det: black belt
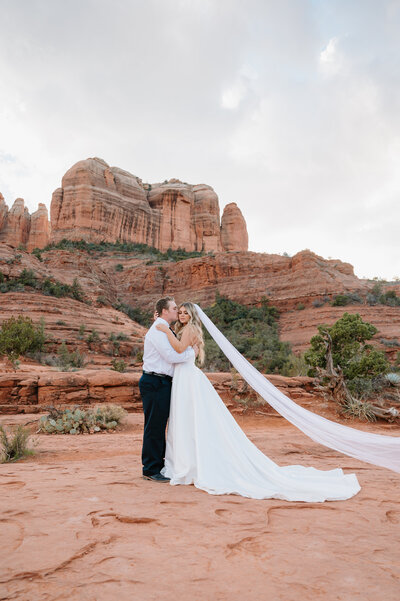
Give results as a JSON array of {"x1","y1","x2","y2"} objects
[{"x1": 143, "y1": 370, "x2": 172, "y2": 382}]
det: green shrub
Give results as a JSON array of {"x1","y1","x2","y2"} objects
[
  {"x1": 56, "y1": 342, "x2": 86, "y2": 370},
  {"x1": 0, "y1": 315, "x2": 46, "y2": 367},
  {"x1": 0, "y1": 269, "x2": 86, "y2": 303},
  {"x1": 280, "y1": 353, "x2": 309, "y2": 377},
  {"x1": 203, "y1": 294, "x2": 292, "y2": 373},
  {"x1": 0, "y1": 425, "x2": 36, "y2": 462},
  {"x1": 115, "y1": 263, "x2": 124, "y2": 272},
  {"x1": 111, "y1": 358, "x2": 127, "y2": 372},
  {"x1": 113, "y1": 302, "x2": 152, "y2": 327},
  {"x1": 71, "y1": 278, "x2": 85, "y2": 301},
  {"x1": 305, "y1": 313, "x2": 389, "y2": 382},
  {"x1": 366, "y1": 283, "x2": 400, "y2": 306},
  {"x1": 380, "y1": 338, "x2": 400, "y2": 347},
  {"x1": 87, "y1": 329, "x2": 100, "y2": 347},
  {"x1": 296, "y1": 303, "x2": 305, "y2": 310},
  {"x1": 31, "y1": 248, "x2": 43, "y2": 261},
  {"x1": 331, "y1": 294, "x2": 350, "y2": 306}
]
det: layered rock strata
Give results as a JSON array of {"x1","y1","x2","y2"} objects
[
  {"x1": 0, "y1": 195, "x2": 50, "y2": 250},
  {"x1": 50, "y1": 157, "x2": 248, "y2": 252}
]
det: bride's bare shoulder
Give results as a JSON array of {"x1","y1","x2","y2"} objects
[{"x1": 180, "y1": 324, "x2": 199, "y2": 344}]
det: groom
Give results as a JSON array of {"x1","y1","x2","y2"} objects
[{"x1": 139, "y1": 296, "x2": 197, "y2": 482}]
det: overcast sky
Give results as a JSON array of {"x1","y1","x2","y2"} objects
[{"x1": 0, "y1": 0, "x2": 399, "y2": 280}]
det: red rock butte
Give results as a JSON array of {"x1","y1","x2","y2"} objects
[
  {"x1": 0, "y1": 193, "x2": 50, "y2": 252},
  {"x1": 0, "y1": 157, "x2": 248, "y2": 252}
]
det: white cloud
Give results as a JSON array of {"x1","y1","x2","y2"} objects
[
  {"x1": 0, "y1": 0, "x2": 399, "y2": 280},
  {"x1": 319, "y1": 37, "x2": 342, "y2": 75}
]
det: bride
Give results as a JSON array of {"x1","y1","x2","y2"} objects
[{"x1": 155, "y1": 302, "x2": 361, "y2": 502}]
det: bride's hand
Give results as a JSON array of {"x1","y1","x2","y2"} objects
[{"x1": 156, "y1": 323, "x2": 169, "y2": 334}]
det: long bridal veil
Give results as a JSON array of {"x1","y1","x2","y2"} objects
[{"x1": 194, "y1": 304, "x2": 400, "y2": 475}]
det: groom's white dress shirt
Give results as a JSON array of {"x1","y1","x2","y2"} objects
[{"x1": 142, "y1": 317, "x2": 195, "y2": 377}]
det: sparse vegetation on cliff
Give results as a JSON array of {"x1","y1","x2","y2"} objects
[
  {"x1": 203, "y1": 294, "x2": 293, "y2": 373},
  {"x1": 0, "y1": 268, "x2": 86, "y2": 303},
  {"x1": 366, "y1": 283, "x2": 400, "y2": 306},
  {"x1": 113, "y1": 302, "x2": 152, "y2": 327},
  {"x1": 40, "y1": 239, "x2": 210, "y2": 262}
]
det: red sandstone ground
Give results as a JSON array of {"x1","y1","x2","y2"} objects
[{"x1": 0, "y1": 412, "x2": 399, "y2": 601}]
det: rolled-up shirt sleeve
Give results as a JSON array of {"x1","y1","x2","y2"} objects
[{"x1": 153, "y1": 330, "x2": 195, "y2": 364}]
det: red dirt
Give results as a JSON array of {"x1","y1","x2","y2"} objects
[{"x1": 0, "y1": 412, "x2": 399, "y2": 601}]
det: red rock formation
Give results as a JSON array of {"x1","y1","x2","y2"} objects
[
  {"x1": 50, "y1": 158, "x2": 247, "y2": 252},
  {"x1": 0, "y1": 197, "x2": 50, "y2": 250},
  {"x1": 118, "y1": 249, "x2": 370, "y2": 311},
  {"x1": 221, "y1": 202, "x2": 248, "y2": 251},
  {"x1": 192, "y1": 184, "x2": 222, "y2": 252},
  {"x1": 0, "y1": 193, "x2": 7, "y2": 231},
  {"x1": 0, "y1": 198, "x2": 30, "y2": 247},
  {"x1": 27, "y1": 203, "x2": 51, "y2": 251},
  {"x1": 51, "y1": 158, "x2": 159, "y2": 246}
]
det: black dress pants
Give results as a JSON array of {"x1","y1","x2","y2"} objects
[{"x1": 139, "y1": 373, "x2": 172, "y2": 476}]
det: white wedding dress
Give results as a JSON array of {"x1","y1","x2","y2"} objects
[{"x1": 163, "y1": 357, "x2": 361, "y2": 502}]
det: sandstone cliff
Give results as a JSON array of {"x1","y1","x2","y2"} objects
[
  {"x1": 0, "y1": 196, "x2": 50, "y2": 251},
  {"x1": 50, "y1": 157, "x2": 248, "y2": 252}
]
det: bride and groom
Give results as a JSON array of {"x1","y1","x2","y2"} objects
[{"x1": 138, "y1": 296, "x2": 362, "y2": 502}]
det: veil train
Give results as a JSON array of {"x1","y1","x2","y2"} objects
[{"x1": 194, "y1": 304, "x2": 400, "y2": 475}]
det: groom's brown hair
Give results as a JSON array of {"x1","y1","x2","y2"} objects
[{"x1": 155, "y1": 296, "x2": 175, "y2": 316}]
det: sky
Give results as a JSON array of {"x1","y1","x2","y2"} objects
[{"x1": 0, "y1": 0, "x2": 399, "y2": 280}]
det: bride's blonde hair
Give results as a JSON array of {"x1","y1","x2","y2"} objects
[{"x1": 175, "y1": 302, "x2": 205, "y2": 365}]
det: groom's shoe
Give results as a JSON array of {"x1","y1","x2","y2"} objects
[{"x1": 142, "y1": 473, "x2": 170, "y2": 483}]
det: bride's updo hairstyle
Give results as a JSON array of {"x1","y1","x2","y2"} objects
[{"x1": 175, "y1": 302, "x2": 205, "y2": 365}]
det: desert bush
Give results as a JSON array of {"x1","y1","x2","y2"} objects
[
  {"x1": 115, "y1": 263, "x2": 124, "y2": 272},
  {"x1": 56, "y1": 342, "x2": 86, "y2": 370},
  {"x1": 0, "y1": 315, "x2": 46, "y2": 368},
  {"x1": 331, "y1": 294, "x2": 350, "y2": 306},
  {"x1": 312, "y1": 299, "x2": 324, "y2": 308},
  {"x1": 366, "y1": 283, "x2": 400, "y2": 306},
  {"x1": 341, "y1": 397, "x2": 377, "y2": 421},
  {"x1": 305, "y1": 313, "x2": 389, "y2": 382},
  {"x1": 203, "y1": 294, "x2": 293, "y2": 374},
  {"x1": 109, "y1": 332, "x2": 129, "y2": 342},
  {"x1": 86, "y1": 329, "x2": 100, "y2": 347},
  {"x1": 0, "y1": 424, "x2": 36, "y2": 462},
  {"x1": 113, "y1": 302, "x2": 152, "y2": 327},
  {"x1": 296, "y1": 303, "x2": 305, "y2": 310},
  {"x1": 96, "y1": 295, "x2": 108, "y2": 306},
  {"x1": 111, "y1": 358, "x2": 126, "y2": 372},
  {"x1": 31, "y1": 247, "x2": 43, "y2": 261},
  {"x1": 380, "y1": 338, "x2": 400, "y2": 347},
  {"x1": 38, "y1": 404, "x2": 127, "y2": 434},
  {"x1": 281, "y1": 353, "x2": 309, "y2": 377}
]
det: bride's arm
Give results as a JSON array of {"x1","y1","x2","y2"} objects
[{"x1": 155, "y1": 323, "x2": 193, "y2": 353}]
